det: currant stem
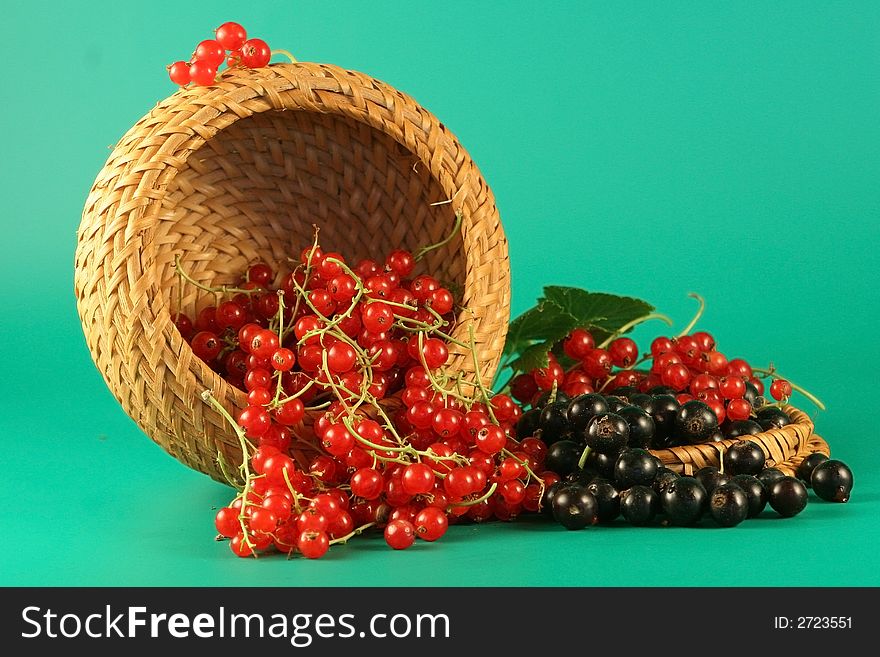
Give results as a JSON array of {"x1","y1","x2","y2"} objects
[
  {"x1": 597, "y1": 313, "x2": 674, "y2": 350},
  {"x1": 751, "y1": 367, "x2": 826, "y2": 411},
  {"x1": 677, "y1": 293, "x2": 705, "y2": 338},
  {"x1": 577, "y1": 446, "x2": 592, "y2": 471},
  {"x1": 452, "y1": 482, "x2": 498, "y2": 507},
  {"x1": 174, "y1": 255, "x2": 260, "y2": 297},
  {"x1": 271, "y1": 49, "x2": 298, "y2": 63},
  {"x1": 468, "y1": 323, "x2": 500, "y2": 425},
  {"x1": 415, "y1": 210, "x2": 462, "y2": 262},
  {"x1": 329, "y1": 522, "x2": 376, "y2": 546}
]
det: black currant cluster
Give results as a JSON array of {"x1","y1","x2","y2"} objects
[{"x1": 516, "y1": 391, "x2": 854, "y2": 530}]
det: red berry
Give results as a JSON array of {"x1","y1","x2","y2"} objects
[
  {"x1": 214, "y1": 507, "x2": 240, "y2": 538},
  {"x1": 414, "y1": 507, "x2": 448, "y2": 542},
  {"x1": 189, "y1": 60, "x2": 217, "y2": 86},
  {"x1": 401, "y1": 463, "x2": 436, "y2": 496},
  {"x1": 327, "y1": 342, "x2": 358, "y2": 373},
  {"x1": 237, "y1": 405, "x2": 272, "y2": 438},
  {"x1": 384, "y1": 519, "x2": 416, "y2": 550},
  {"x1": 726, "y1": 398, "x2": 752, "y2": 421},
  {"x1": 428, "y1": 288, "x2": 454, "y2": 315},
  {"x1": 168, "y1": 61, "x2": 191, "y2": 86},
  {"x1": 194, "y1": 39, "x2": 226, "y2": 67},
  {"x1": 650, "y1": 336, "x2": 675, "y2": 357},
  {"x1": 385, "y1": 249, "x2": 415, "y2": 277},
  {"x1": 582, "y1": 349, "x2": 613, "y2": 380},
  {"x1": 608, "y1": 337, "x2": 639, "y2": 368},
  {"x1": 190, "y1": 331, "x2": 222, "y2": 361},
  {"x1": 351, "y1": 468, "x2": 384, "y2": 500},
  {"x1": 770, "y1": 379, "x2": 793, "y2": 401},
  {"x1": 719, "y1": 376, "x2": 747, "y2": 400},
  {"x1": 215, "y1": 21, "x2": 248, "y2": 51},
  {"x1": 241, "y1": 38, "x2": 272, "y2": 68},
  {"x1": 474, "y1": 425, "x2": 506, "y2": 455},
  {"x1": 230, "y1": 534, "x2": 254, "y2": 557},
  {"x1": 297, "y1": 531, "x2": 330, "y2": 559},
  {"x1": 563, "y1": 328, "x2": 595, "y2": 360}
]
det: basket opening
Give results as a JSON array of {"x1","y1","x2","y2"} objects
[{"x1": 152, "y1": 109, "x2": 465, "y2": 327}]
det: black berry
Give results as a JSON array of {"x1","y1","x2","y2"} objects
[
  {"x1": 723, "y1": 419, "x2": 763, "y2": 440},
  {"x1": 544, "y1": 440, "x2": 583, "y2": 478},
  {"x1": 586, "y1": 478, "x2": 621, "y2": 523},
  {"x1": 731, "y1": 474, "x2": 768, "y2": 517},
  {"x1": 709, "y1": 483, "x2": 749, "y2": 527},
  {"x1": 614, "y1": 448, "x2": 659, "y2": 489},
  {"x1": 723, "y1": 440, "x2": 766, "y2": 476},
  {"x1": 768, "y1": 476, "x2": 808, "y2": 517},
  {"x1": 694, "y1": 466, "x2": 731, "y2": 494},
  {"x1": 661, "y1": 476, "x2": 707, "y2": 526},
  {"x1": 551, "y1": 484, "x2": 599, "y2": 530},
  {"x1": 795, "y1": 452, "x2": 830, "y2": 487},
  {"x1": 566, "y1": 393, "x2": 608, "y2": 433},
  {"x1": 620, "y1": 485, "x2": 658, "y2": 526},
  {"x1": 616, "y1": 405, "x2": 656, "y2": 449},
  {"x1": 584, "y1": 413, "x2": 630, "y2": 454},
  {"x1": 810, "y1": 460, "x2": 854, "y2": 503}
]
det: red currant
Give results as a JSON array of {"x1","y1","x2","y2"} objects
[
  {"x1": 215, "y1": 21, "x2": 248, "y2": 51},
  {"x1": 167, "y1": 61, "x2": 191, "y2": 86}
]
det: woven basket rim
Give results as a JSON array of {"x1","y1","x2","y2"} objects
[{"x1": 650, "y1": 403, "x2": 818, "y2": 474}]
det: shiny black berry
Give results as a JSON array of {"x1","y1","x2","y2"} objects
[
  {"x1": 585, "y1": 414, "x2": 630, "y2": 454},
  {"x1": 628, "y1": 393, "x2": 653, "y2": 408},
  {"x1": 661, "y1": 476, "x2": 707, "y2": 526},
  {"x1": 674, "y1": 400, "x2": 719, "y2": 444},
  {"x1": 709, "y1": 483, "x2": 749, "y2": 527},
  {"x1": 612, "y1": 386, "x2": 639, "y2": 401},
  {"x1": 616, "y1": 405, "x2": 656, "y2": 449},
  {"x1": 515, "y1": 408, "x2": 541, "y2": 440},
  {"x1": 533, "y1": 389, "x2": 570, "y2": 410},
  {"x1": 757, "y1": 467, "x2": 787, "y2": 489},
  {"x1": 620, "y1": 485, "x2": 658, "y2": 526},
  {"x1": 768, "y1": 476, "x2": 808, "y2": 517},
  {"x1": 584, "y1": 450, "x2": 619, "y2": 479},
  {"x1": 540, "y1": 481, "x2": 566, "y2": 516},
  {"x1": 731, "y1": 474, "x2": 767, "y2": 517},
  {"x1": 551, "y1": 484, "x2": 599, "y2": 530},
  {"x1": 810, "y1": 460, "x2": 854, "y2": 503},
  {"x1": 648, "y1": 385, "x2": 678, "y2": 396},
  {"x1": 694, "y1": 466, "x2": 731, "y2": 494},
  {"x1": 614, "y1": 448, "x2": 659, "y2": 489},
  {"x1": 723, "y1": 440, "x2": 766, "y2": 476},
  {"x1": 586, "y1": 479, "x2": 621, "y2": 522},
  {"x1": 653, "y1": 467, "x2": 680, "y2": 497},
  {"x1": 796, "y1": 453, "x2": 830, "y2": 487},
  {"x1": 538, "y1": 401, "x2": 572, "y2": 445},
  {"x1": 604, "y1": 396, "x2": 629, "y2": 413},
  {"x1": 566, "y1": 393, "x2": 609, "y2": 433},
  {"x1": 566, "y1": 467, "x2": 600, "y2": 487},
  {"x1": 743, "y1": 380, "x2": 760, "y2": 407},
  {"x1": 723, "y1": 419, "x2": 763, "y2": 440},
  {"x1": 641, "y1": 394, "x2": 681, "y2": 447},
  {"x1": 544, "y1": 440, "x2": 583, "y2": 477},
  {"x1": 756, "y1": 406, "x2": 792, "y2": 431}
]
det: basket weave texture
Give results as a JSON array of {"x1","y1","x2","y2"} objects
[
  {"x1": 74, "y1": 63, "x2": 510, "y2": 482},
  {"x1": 652, "y1": 404, "x2": 829, "y2": 476}
]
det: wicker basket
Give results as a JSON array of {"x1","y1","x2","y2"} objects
[
  {"x1": 651, "y1": 404, "x2": 830, "y2": 476},
  {"x1": 74, "y1": 62, "x2": 510, "y2": 483}
]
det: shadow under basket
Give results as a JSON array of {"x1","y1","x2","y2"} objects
[
  {"x1": 74, "y1": 63, "x2": 510, "y2": 483},
  {"x1": 651, "y1": 404, "x2": 830, "y2": 476}
]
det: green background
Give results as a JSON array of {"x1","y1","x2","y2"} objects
[{"x1": 3, "y1": 0, "x2": 878, "y2": 586}]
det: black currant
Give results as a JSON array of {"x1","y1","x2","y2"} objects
[
  {"x1": 584, "y1": 450, "x2": 619, "y2": 479},
  {"x1": 538, "y1": 400, "x2": 571, "y2": 445},
  {"x1": 743, "y1": 380, "x2": 760, "y2": 407},
  {"x1": 810, "y1": 460, "x2": 854, "y2": 503},
  {"x1": 709, "y1": 483, "x2": 749, "y2": 527},
  {"x1": 648, "y1": 385, "x2": 678, "y2": 396},
  {"x1": 731, "y1": 474, "x2": 767, "y2": 517},
  {"x1": 756, "y1": 406, "x2": 792, "y2": 431},
  {"x1": 612, "y1": 386, "x2": 639, "y2": 401},
  {"x1": 722, "y1": 440, "x2": 766, "y2": 476},
  {"x1": 566, "y1": 393, "x2": 609, "y2": 433},
  {"x1": 706, "y1": 429, "x2": 725, "y2": 443},
  {"x1": 795, "y1": 452, "x2": 830, "y2": 487},
  {"x1": 566, "y1": 467, "x2": 600, "y2": 487},
  {"x1": 584, "y1": 414, "x2": 630, "y2": 454},
  {"x1": 532, "y1": 389, "x2": 571, "y2": 410},
  {"x1": 616, "y1": 405, "x2": 656, "y2": 449},
  {"x1": 757, "y1": 467, "x2": 787, "y2": 489},
  {"x1": 642, "y1": 394, "x2": 681, "y2": 448},
  {"x1": 540, "y1": 481, "x2": 566, "y2": 516},
  {"x1": 674, "y1": 400, "x2": 719, "y2": 444},
  {"x1": 628, "y1": 392, "x2": 653, "y2": 408},
  {"x1": 620, "y1": 485, "x2": 658, "y2": 526},
  {"x1": 515, "y1": 408, "x2": 541, "y2": 441},
  {"x1": 660, "y1": 476, "x2": 707, "y2": 526},
  {"x1": 544, "y1": 439, "x2": 583, "y2": 477},
  {"x1": 604, "y1": 395, "x2": 629, "y2": 413},
  {"x1": 551, "y1": 484, "x2": 599, "y2": 530},
  {"x1": 614, "y1": 448, "x2": 659, "y2": 489},
  {"x1": 723, "y1": 419, "x2": 763, "y2": 440},
  {"x1": 586, "y1": 478, "x2": 621, "y2": 523},
  {"x1": 694, "y1": 466, "x2": 731, "y2": 494},
  {"x1": 653, "y1": 467, "x2": 680, "y2": 497},
  {"x1": 768, "y1": 476, "x2": 808, "y2": 517}
]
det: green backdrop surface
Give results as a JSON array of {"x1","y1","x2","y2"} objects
[{"x1": 2, "y1": 0, "x2": 878, "y2": 586}]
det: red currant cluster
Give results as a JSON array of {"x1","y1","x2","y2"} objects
[
  {"x1": 167, "y1": 21, "x2": 272, "y2": 87},
  {"x1": 176, "y1": 235, "x2": 553, "y2": 559},
  {"x1": 510, "y1": 324, "x2": 804, "y2": 432}
]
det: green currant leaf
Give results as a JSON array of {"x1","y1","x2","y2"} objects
[
  {"x1": 506, "y1": 341, "x2": 555, "y2": 373},
  {"x1": 502, "y1": 299, "x2": 580, "y2": 358},
  {"x1": 542, "y1": 286, "x2": 654, "y2": 334}
]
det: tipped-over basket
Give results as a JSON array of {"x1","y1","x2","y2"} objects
[{"x1": 74, "y1": 62, "x2": 510, "y2": 483}]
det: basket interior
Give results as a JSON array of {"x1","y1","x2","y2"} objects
[{"x1": 152, "y1": 109, "x2": 464, "y2": 323}]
